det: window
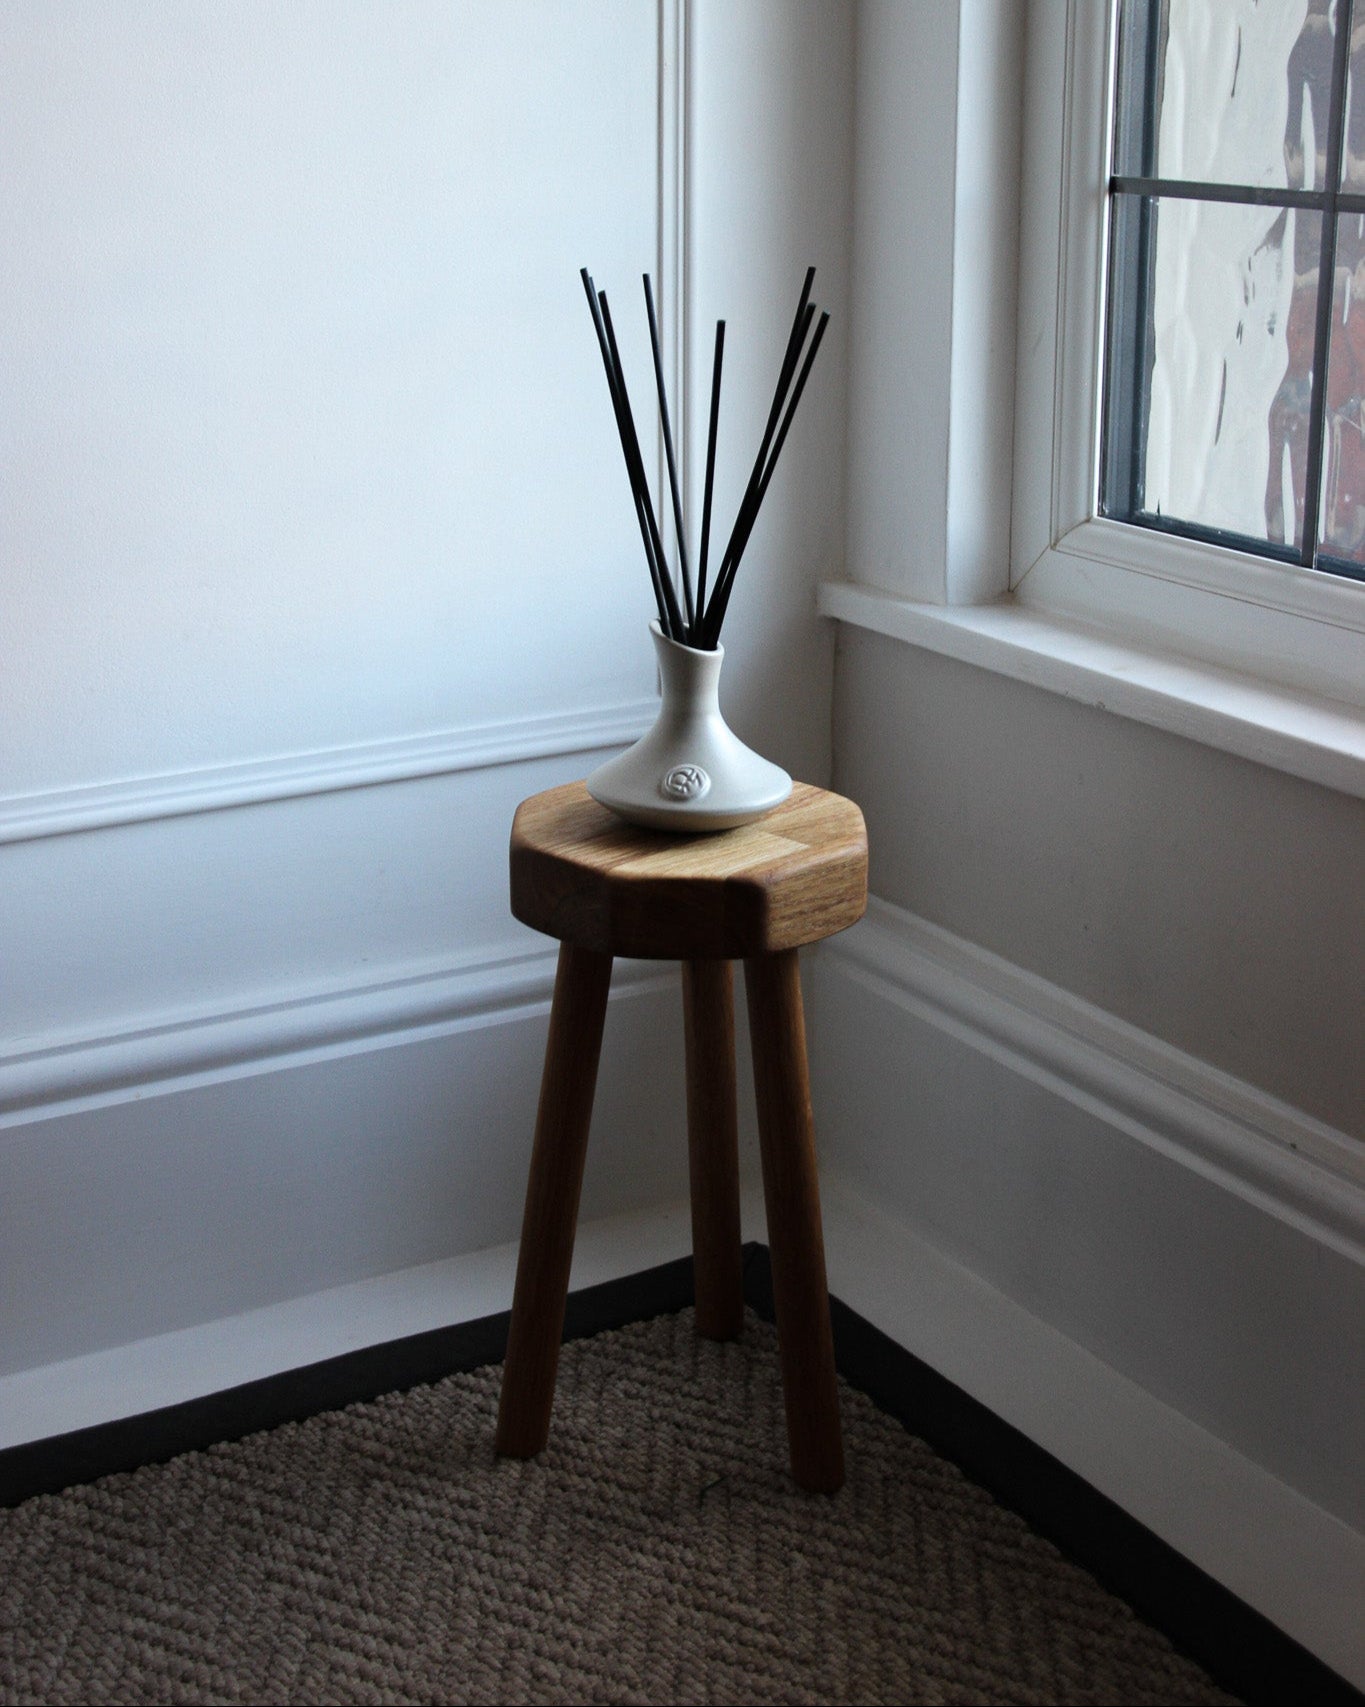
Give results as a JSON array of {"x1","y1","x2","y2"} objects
[
  {"x1": 823, "y1": 0, "x2": 1364, "y2": 790},
  {"x1": 1007, "y1": 0, "x2": 1365, "y2": 718},
  {"x1": 1102, "y1": 0, "x2": 1365, "y2": 583}
]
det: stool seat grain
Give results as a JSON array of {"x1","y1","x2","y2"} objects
[
  {"x1": 496, "y1": 779, "x2": 867, "y2": 1495},
  {"x1": 510, "y1": 779, "x2": 867, "y2": 959}
]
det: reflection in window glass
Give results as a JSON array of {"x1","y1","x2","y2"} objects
[
  {"x1": 1320, "y1": 214, "x2": 1365, "y2": 562},
  {"x1": 1142, "y1": 198, "x2": 1313, "y2": 550},
  {"x1": 1103, "y1": 0, "x2": 1365, "y2": 583},
  {"x1": 1113, "y1": 0, "x2": 1331, "y2": 191}
]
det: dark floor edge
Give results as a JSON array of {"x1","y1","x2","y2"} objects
[
  {"x1": 741, "y1": 1246, "x2": 1360, "y2": 1707},
  {"x1": 0, "y1": 1250, "x2": 701, "y2": 1512},
  {"x1": 2, "y1": 1245, "x2": 1358, "y2": 1707}
]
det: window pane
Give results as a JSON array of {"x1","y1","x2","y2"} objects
[
  {"x1": 1318, "y1": 214, "x2": 1365, "y2": 561},
  {"x1": 1115, "y1": 0, "x2": 1335, "y2": 192},
  {"x1": 1344, "y1": 4, "x2": 1365, "y2": 188},
  {"x1": 1104, "y1": 194, "x2": 1320, "y2": 551}
]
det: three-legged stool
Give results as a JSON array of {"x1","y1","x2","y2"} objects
[{"x1": 494, "y1": 779, "x2": 867, "y2": 1493}]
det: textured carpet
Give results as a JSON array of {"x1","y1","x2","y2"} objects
[{"x1": 0, "y1": 1308, "x2": 1237, "y2": 1706}]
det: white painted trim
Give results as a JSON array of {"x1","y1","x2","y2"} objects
[
  {"x1": 821, "y1": 895, "x2": 1365, "y2": 1259},
  {"x1": 0, "y1": 698, "x2": 657, "y2": 847},
  {"x1": 817, "y1": 1172, "x2": 1365, "y2": 1689},
  {"x1": 844, "y1": 0, "x2": 958, "y2": 603},
  {"x1": 1047, "y1": 515, "x2": 1365, "y2": 636},
  {"x1": 845, "y1": 1, "x2": 1020, "y2": 607},
  {"x1": 1052, "y1": 0, "x2": 1112, "y2": 553},
  {"x1": 0, "y1": 1181, "x2": 767, "y2": 1450},
  {"x1": 818, "y1": 580, "x2": 1365, "y2": 799},
  {"x1": 944, "y1": 0, "x2": 1023, "y2": 606},
  {"x1": 656, "y1": 0, "x2": 690, "y2": 540},
  {"x1": 1011, "y1": 0, "x2": 1109, "y2": 583},
  {"x1": 0, "y1": 945, "x2": 673, "y2": 1130},
  {"x1": 1018, "y1": 528, "x2": 1365, "y2": 711}
]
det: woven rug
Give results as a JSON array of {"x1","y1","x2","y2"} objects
[{"x1": 0, "y1": 1308, "x2": 1236, "y2": 1706}]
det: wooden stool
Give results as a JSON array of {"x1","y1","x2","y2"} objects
[{"x1": 494, "y1": 779, "x2": 868, "y2": 1493}]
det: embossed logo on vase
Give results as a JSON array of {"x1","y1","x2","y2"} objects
[{"x1": 660, "y1": 763, "x2": 710, "y2": 802}]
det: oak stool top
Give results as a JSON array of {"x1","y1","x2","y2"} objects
[{"x1": 509, "y1": 779, "x2": 868, "y2": 962}]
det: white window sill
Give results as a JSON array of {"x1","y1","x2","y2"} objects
[{"x1": 818, "y1": 580, "x2": 1365, "y2": 801}]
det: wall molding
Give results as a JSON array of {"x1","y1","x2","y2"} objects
[
  {"x1": 0, "y1": 698, "x2": 656, "y2": 847},
  {"x1": 821, "y1": 896, "x2": 1365, "y2": 1262},
  {"x1": 0, "y1": 1191, "x2": 724, "y2": 1451},
  {"x1": 0, "y1": 943, "x2": 672, "y2": 1130},
  {"x1": 816, "y1": 1172, "x2": 1365, "y2": 1691},
  {"x1": 655, "y1": 0, "x2": 691, "y2": 543}
]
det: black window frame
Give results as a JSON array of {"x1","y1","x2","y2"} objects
[{"x1": 1100, "y1": 0, "x2": 1365, "y2": 586}]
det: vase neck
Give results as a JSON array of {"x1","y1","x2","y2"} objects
[{"x1": 652, "y1": 625, "x2": 723, "y2": 712}]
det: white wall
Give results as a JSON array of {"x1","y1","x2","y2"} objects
[
  {"x1": 10, "y1": 1, "x2": 1356, "y2": 1682},
  {"x1": 687, "y1": 0, "x2": 852, "y2": 761},
  {"x1": 820, "y1": 0, "x2": 1365, "y2": 1682},
  {"x1": 2, "y1": 1, "x2": 664, "y2": 790},
  {"x1": 0, "y1": 2, "x2": 853, "y2": 1390},
  {"x1": 845, "y1": 0, "x2": 1021, "y2": 604},
  {"x1": 825, "y1": 633, "x2": 1365, "y2": 1496}
]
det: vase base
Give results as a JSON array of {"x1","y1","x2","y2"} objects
[
  {"x1": 585, "y1": 780, "x2": 792, "y2": 835},
  {"x1": 587, "y1": 622, "x2": 793, "y2": 834}
]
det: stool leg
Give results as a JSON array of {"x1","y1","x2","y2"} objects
[
  {"x1": 744, "y1": 947, "x2": 844, "y2": 1494},
  {"x1": 496, "y1": 941, "x2": 613, "y2": 1458},
  {"x1": 682, "y1": 959, "x2": 744, "y2": 1340}
]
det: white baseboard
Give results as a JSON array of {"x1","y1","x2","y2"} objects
[
  {"x1": 0, "y1": 1178, "x2": 767, "y2": 1448},
  {"x1": 0, "y1": 944, "x2": 700, "y2": 1378},
  {"x1": 817, "y1": 1172, "x2": 1365, "y2": 1689},
  {"x1": 0, "y1": 1191, "x2": 702, "y2": 1450},
  {"x1": 7, "y1": 1137, "x2": 1360, "y2": 1682},
  {"x1": 5, "y1": 1106, "x2": 1360, "y2": 1680},
  {"x1": 808, "y1": 896, "x2": 1365, "y2": 1687}
]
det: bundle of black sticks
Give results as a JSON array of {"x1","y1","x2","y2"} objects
[{"x1": 580, "y1": 265, "x2": 829, "y2": 650}]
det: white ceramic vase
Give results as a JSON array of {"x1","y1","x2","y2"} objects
[{"x1": 587, "y1": 622, "x2": 792, "y2": 832}]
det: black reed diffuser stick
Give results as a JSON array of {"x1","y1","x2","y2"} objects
[
  {"x1": 580, "y1": 268, "x2": 675, "y2": 638},
  {"x1": 696, "y1": 319, "x2": 726, "y2": 625},
  {"x1": 700, "y1": 308, "x2": 831, "y2": 649},
  {"x1": 600, "y1": 282, "x2": 685, "y2": 639},
  {"x1": 643, "y1": 276, "x2": 695, "y2": 635},
  {"x1": 582, "y1": 265, "x2": 827, "y2": 649}
]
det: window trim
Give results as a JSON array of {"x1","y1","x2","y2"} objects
[{"x1": 1009, "y1": 0, "x2": 1365, "y2": 713}]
